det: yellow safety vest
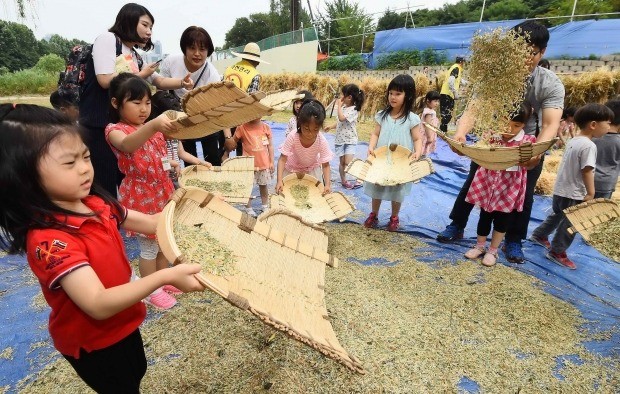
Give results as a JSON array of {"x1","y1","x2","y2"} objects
[
  {"x1": 440, "y1": 63, "x2": 463, "y2": 99},
  {"x1": 223, "y1": 59, "x2": 259, "y2": 92}
]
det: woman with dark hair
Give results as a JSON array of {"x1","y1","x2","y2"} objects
[
  {"x1": 159, "y1": 26, "x2": 229, "y2": 165},
  {"x1": 80, "y1": 3, "x2": 194, "y2": 197}
]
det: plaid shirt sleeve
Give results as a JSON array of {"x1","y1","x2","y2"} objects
[{"x1": 247, "y1": 75, "x2": 261, "y2": 93}]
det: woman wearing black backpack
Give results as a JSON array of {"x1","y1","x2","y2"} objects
[{"x1": 80, "y1": 3, "x2": 194, "y2": 197}]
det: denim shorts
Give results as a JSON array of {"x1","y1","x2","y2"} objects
[{"x1": 335, "y1": 143, "x2": 357, "y2": 157}]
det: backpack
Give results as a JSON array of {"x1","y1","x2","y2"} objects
[
  {"x1": 57, "y1": 36, "x2": 142, "y2": 105},
  {"x1": 57, "y1": 44, "x2": 92, "y2": 104}
]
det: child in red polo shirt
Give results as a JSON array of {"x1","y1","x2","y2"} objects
[{"x1": 0, "y1": 103, "x2": 205, "y2": 393}]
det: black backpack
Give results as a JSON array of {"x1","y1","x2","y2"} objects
[{"x1": 57, "y1": 36, "x2": 142, "y2": 104}]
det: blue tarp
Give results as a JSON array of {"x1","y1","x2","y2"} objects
[
  {"x1": 1, "y1": 121, "x2": 618, "y2": 392},
  {"x1": 546, "y1": 19, "x2": 620, "y2": 59},
  {"x1": 370, "y1": 18, "x2": 620, "y2": 68}
]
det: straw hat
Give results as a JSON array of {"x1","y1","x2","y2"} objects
[{"x1": 231, "y1": 42, "x2": 270, "y2": 64}]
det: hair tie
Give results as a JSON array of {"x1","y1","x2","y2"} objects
[{"x1": 12, "y1": 103, "x2": 17, "y2": 108}]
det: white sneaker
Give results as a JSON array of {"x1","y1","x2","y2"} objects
[{"x1": 245, "y1": 207, "x2": 257, "y2": 216}]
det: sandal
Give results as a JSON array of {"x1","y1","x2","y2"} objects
[
  {"x1": 481, "y1": 251, "x2": 498, "y2": 267},
  {"x1": 464, "y1": 245, "x2": 486, "y2": 259}
]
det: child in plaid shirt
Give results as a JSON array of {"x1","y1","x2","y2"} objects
[{"x1": 463, "y1": 104, "x2": 536, "y2": 267}]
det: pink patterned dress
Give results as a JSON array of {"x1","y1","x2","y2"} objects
[
  {"x1": 105, "y1": 122, "x2": 174, "y2": 237},
  {"x1": 465, "y1": 132, "x2": 536, "y2": 213}
]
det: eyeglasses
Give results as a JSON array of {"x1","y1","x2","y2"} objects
[{"x1": 530, "y1": 49, "x2": 541, "y2": 57}]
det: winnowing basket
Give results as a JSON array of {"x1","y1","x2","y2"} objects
[
  {"x1": 258, "y1": 208, "x2": 331, "y2": 259},
  {"x1": 178, "y1": 157, "x2": 254, "y2": 203},
  {"x1": 161, "y1": 82, "x2": 274, "y2": 140},
  {"x1": 260, "y1": 89, "x2": 305, "y2": 111},
  {"x1": 346, "y1": 145, "x2": 435, "y2": 186},
  {"x1": 424, "y1": 122, "x2": 557, "y2": 170},
  {"x1": 157, "y1": 188, "x2": 364, "y2": 373},
  {"x1": 269, "y1": 174, "x2": 355, "y2": 223},
  {"x1": 564, "y1": 198, "x2": 620, "y2": 241}
]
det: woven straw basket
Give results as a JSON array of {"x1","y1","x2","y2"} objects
[
  {"x1": 346, "y1": 145, "x2": 435, "y2": 186},
  {"x1": 157, "y1": 188, "x2": 364, "y2": 373},
  {"x1": 258, "y1": 208, "x2": 330, "y2": 257},
  {"x1": 260, "y1": 89, "x2": 305, "y2": 111},
  {"x1": 269, "y1": 174, "x2": 355, "y2": 223},
  {"x1": 564, "y1": 198, "x2": 620, "y2": 241},
  {"x1": 160, "y1": 81, "x2": 274, "y2": 140},
  {"x1": 424, "y1": 122, "x2": 557, "y2": 170},
  {"x1": 179, "y1": 157, "x2": 255, "y2": 203}
]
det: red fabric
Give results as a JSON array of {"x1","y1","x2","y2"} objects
[
  {"x1": 27, "y1": 196, "x2": 146, "y2": 358},
  {"x1": 105, "y1": 122, "x2": 174, "y2": 237},
  {"x1": 466, "y1": 134, "x2": 536, "y2": 213}
]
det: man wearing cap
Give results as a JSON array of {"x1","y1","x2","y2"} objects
[
  {"x1": 223, "y1": 42, "x2": 269, "y2": 154},
  {"x1": 439, "y1": 56, "x2": 466, "y2": 132}
]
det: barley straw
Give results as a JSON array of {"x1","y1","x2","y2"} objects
[
  {"x1": 290, "y1": 184, "x2": 312, "y2": 209},
  {"x1": 184, "y1": 179, "x2": 242, "y2": 194},
  {"x1": 465, "y1": 28, "x2": 531, "y2": 141},
  {"x1": 588, "y1": 217, "x2": 620, "y2": 262},
  {"x1": 173, "y1": 223, "x2": 237, "y2": 277},
  {"x1": 18, "y1": 224, "x2": 619, "y2": 393}
]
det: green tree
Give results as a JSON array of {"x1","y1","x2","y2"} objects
[
  {"x1": 541, "y1": 0, "x2": 617, "y2": 25},
  {"x1": 484, "y1": 0, "x2": 530, "y2": 20},
  {"x1": 0, "y1": 20, "x2": 40, "y2": 71},
  {"x1": 317, "y1": 0, "x2": 374, "y2": 55},
  {"x1": 43, "y1": 34, "x2": 89, "y2": 59},
  {"x1": 34, "y1": 53, "x2": 65, "y2": 74},
  {"x1": 376, "y1": 9, "x2": 407, "y2": 31}
]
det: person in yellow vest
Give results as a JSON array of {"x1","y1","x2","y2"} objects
[{"x1": 439, "y1": 56, "x2": 465, "y2": 132}]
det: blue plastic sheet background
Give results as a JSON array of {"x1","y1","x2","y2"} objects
[{"x1": 1, "y1": 121, "x2": 618, "y2": 392}]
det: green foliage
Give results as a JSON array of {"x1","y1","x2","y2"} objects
[
  {"x1": 376, "y1": 9, "x2": 407, "y2": 31},
  {"x1": 0, "y1": 20, "x2": 40, "y2": 71},
  {"x1": 42, "y1": 34, "x2": 89, "y2": 59},
  {"x1": 317, "y1": 0, "x2": 375, "y2": 55},
  {"x1": 224, "y1": 0, "x2": 311, "y2": 49},
  {"x1": 317, "y1": 54, "x2": 366, "y2": 71},
  {"x1": 542, "y1": 0, "x2": 617, "y2": 25},
  {"x1": 34, "y1": 54, "x2": 65, "y2": 74},
  {"x1": 0, "y1": 68, "x2": 57, "y2": 96},
  {"x1": 375, "y1": 49, "x2": 448, "y2": 69}
]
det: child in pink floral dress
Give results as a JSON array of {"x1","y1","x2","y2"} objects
[
  {"x1": 105, "y1": 73, "x2": 179, "y2": 310},
  {"x1": 464, "y1": 104, "x2": 536, "y2": 267},
  {"x1": 418, "y1": 90, "x2": 440, "y2": 157}
]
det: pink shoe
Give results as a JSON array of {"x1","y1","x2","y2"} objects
[
  {"x1": 163, "y1": 284, "x2": 183, "y2": 295},
  {"x1": 144, "y1": 288, "x2": 177, "y2": 310},
  {"x1": 464, "y1": 245, "x2": 486, "y2": 259},
  {"x1": 387, "y1": 215, "x2": 400, "y2": 232},
  {"x1": 364, "y1": 212, "x2": 378, "y2": 228},
  {"x1": 481, "y1": 251, "x2": 498, "y2": 267}
]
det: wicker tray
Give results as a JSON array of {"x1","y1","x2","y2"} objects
[
  {"x1": 346, "y1": 145, "x2": 435, "y2": 186},
  {"x1": 269, "y1": 174, "x2": 355, "y2": 224},
  {"x1": 260, "y1": 89, "x2": 305, "y2": 111},
  {"x1": 258, "y1": 208, "x2": 330, "y2": 258},
  {"x1": 160, "y1": 82, "x2": 274, "y2": 140},
  {"x1": 178, "y1": 157, "x2": 255, "y2": 203},
  {"x1": 424, "y1": 122, "x2": 557, "y2": 170},
  {"x1": 156, "y1": 188, "x2": 363, "y2": 373},
  {"x1": 564, "y1": 198, "x2": 620, "y2": 241}
]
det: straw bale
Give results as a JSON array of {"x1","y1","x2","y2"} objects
[
  {"x1": 561, "y1": 68, "x2": 620, "y2": 108},
  {"x1": 19, "y1": 224, "x2": 620, "y2": 393},
  {"x1": 535, "y1": 171, "x2": 556, "y2": 195}
]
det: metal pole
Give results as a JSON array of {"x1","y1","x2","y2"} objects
[
  {"x1": 328, "y1": 23, "x2": 331, "y2": 56},
  {"x1": 570, "y1": 0, "x2": 578, "y2": 21},
  {"x1": 360, "y1": 24, "x2": 366, "y2": 53},
  {"x1": 479, "y1": 0, "x2": 486, "y2": 22}
]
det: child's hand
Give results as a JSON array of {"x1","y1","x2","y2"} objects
[
  {"x1": 156, "y1": 112, "x2": 177, "y2": 133},
  {"x1": 170, "y1": 159, "x2": 181, "y2": 176},
  {"x1": 181, "y1": 73, "x2": 194, "y2": 90},
  {"x1": 269, "y1": 163, "x2": 275, "y2": 173},
  {"x1": 583, "y1": 193, "x2": 594, "y2": 202},
  {"x1": 224, "y1": 137, "x2": 237, "y2": 152},
  {"x1": 335, "y1": 97, "x2": 342, "y2": 107},
  {"x1": 322, "y1": 185, "x2": 331, "y2": 195},
  {"x1": 367, "y1": 147, "x2": 375, "y2": 158},
  {"x1": 198, "y1": 160, "x2": 212, "y2": 168},
  {"x1": 168, "y1": 263, "x2": 206, "y2": 293},
  {"x1": 275, "y1": 180, "x2": 284, "y2": 194},
  {"x1": 410, "y1": 152, "x2": 420, "y2": 162}
]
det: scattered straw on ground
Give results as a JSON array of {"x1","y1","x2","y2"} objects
[
  {"x1": 589, "y1": 217, "x2": 620, "y2": 262},
  {"x1": 18, "y1": 224, "x2": 620, "y2": 393},
  {"x1": 0, "y1": 347, "x2": 14, "y2": 360}
]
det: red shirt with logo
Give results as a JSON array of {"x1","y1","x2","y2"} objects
[{"x1": 26, "y1": 196, "x2": 146, "y2": 358}]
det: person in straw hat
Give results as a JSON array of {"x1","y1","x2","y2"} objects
[{"x1": 224, "y1": 42, "x2": 270, "y2": 156}]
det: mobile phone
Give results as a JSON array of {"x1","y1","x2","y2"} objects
[{"x1": 154, "y1": 58, "x2": 163, "y2": 65}]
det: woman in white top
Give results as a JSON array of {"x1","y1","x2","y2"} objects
[
  {"x1": 80, "y1": 3, "x2": 194, "y2": 197},
  {"x1": 159, "y1": 26, "x2": 229, "y2": 165}
]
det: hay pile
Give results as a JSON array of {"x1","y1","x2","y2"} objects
[
  {"x1": 562, "y1": 68, "x2": 620, "y2": 108},
  {"x1": 19, "y1": 224, "x2": 619, "y2": 393},
  {"x1": 535, "y1": 150, "x2": 564, "y2": 195},
  {"x1": 464, "y1": 28, "x2": 531, "y2": 141},
  {"x1": 589, "y1": 217, "x2": 620, "y2": 262}
]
